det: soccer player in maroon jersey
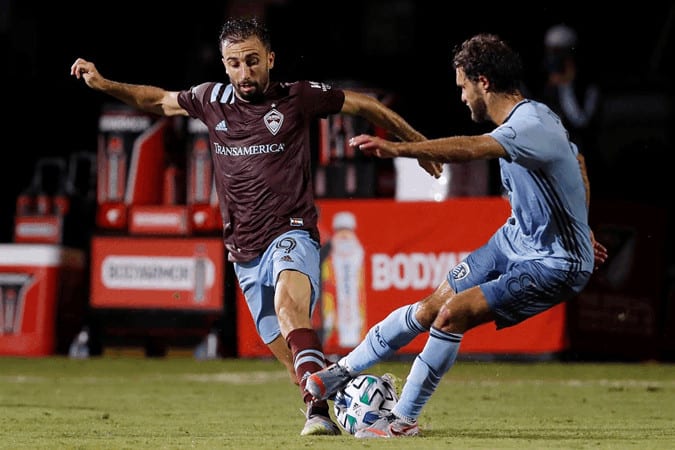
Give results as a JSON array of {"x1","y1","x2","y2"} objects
[{"x1": 71, "y1": 17, "x2": 441, "y2": 435}]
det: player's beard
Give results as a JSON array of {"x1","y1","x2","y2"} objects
[
  {"x1": 469, "y1": 96, "x2": 489, "y2": 123},
  {"x1": 235, "y1": 80, "x2": 265, "y2": 102}
]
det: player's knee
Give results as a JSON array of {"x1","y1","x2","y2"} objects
[
  {"x1": 415, "y1": 296, "x2": 447, "y2": 328},
  {"x1": 434, "y1": 300, "x2": 475, "y2": 333},
  {"x1": 434, "y1": 305, "x2": 455, "y2": 329}
]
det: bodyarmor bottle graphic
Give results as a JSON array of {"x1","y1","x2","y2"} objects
[{"x1": 328, "y1": 211, "x2": 366, "y2": 348}]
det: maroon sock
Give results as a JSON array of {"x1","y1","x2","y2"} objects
[{"x1": 286, "y1": 327, "x2": 329, "y2": 409}]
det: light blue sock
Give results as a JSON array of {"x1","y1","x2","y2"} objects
[
  {"x1": 342, "y1": 302, "x2": 427, "y2": 374},
  {"x1": 393, "y1": 327, "x2": 462, "y2": 421}
]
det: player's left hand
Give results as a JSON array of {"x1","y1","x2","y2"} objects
[{"x1": 590, "y1": 231, "x2": 608, "y2": 270}]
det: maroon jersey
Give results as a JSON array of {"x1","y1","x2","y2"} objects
[{"x1": 177, "y1": 81, "x2": 345, "y2": 262}]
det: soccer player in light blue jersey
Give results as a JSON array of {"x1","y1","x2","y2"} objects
[{"x1": 306, "y1": 33, "x2": 608, "y2": 438}]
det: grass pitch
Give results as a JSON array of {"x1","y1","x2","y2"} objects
[{"x1": 0, "y1": 356, "x2": 673, "y2": 449}]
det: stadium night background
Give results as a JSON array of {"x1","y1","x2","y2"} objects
[
  {"x1": 1, "y1": 2, "x2": 674, "y2": 356},
  {"x1": 0, "y1": 2, "x2": 674, "y2": 448}
]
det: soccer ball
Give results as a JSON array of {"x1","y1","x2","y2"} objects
[{"x1": 333, "y1": 373, "x2": 399, "y2": 435}]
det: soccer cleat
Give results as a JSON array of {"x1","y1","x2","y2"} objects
[
  {"x1": 306, "y1": 363, "x2": 352, "y2": 401},
  {"x1": 354, "y1": 413, "x2": 420, "y2": 438},
  {"x1": 381, "y1": 372, "x2": 402, "y2": 397},
  {"x1": 300, "y1": 413, "x2": 341, "y2": 436}
]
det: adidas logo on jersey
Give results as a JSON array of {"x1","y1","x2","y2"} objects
[{"x1": 215, "y1": 120, "x2": 228, "y2": 131}]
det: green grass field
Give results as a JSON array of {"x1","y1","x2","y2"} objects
[{"x1": 0, "y1": 356, "x2": 674, "y2": 449}]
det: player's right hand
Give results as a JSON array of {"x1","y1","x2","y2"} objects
[
  {"x1": 418, "y1": 159, "x2": 443, "y2": 178},
  {"x1": 70, "y1": 58, "x2": 102, "y2": 90},
  {"x1": 350, "y1": 134, "x2": 399, "y2": 159}
]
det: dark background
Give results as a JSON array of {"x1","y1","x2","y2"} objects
[
  {"x1": 2, "y1": 0, "x2": 675, "y2": 359},
  {"x1": 1, "y1": 0, "x2": 674, "y2": 242}
]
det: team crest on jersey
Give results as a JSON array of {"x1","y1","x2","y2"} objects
[
  {"x1": 451, "y1": 262, "x2": 470, "y2": 280},
  {"x1": 264, "y1": 108, "x2": 284, "y2": 135}
]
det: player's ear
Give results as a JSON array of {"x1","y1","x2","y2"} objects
[
  {"x1": 477, "y1": 74, "x2": 490, "y2": 92},
  {"x1": 268, "y1": 50, "x2": 275, "y2": 70}
]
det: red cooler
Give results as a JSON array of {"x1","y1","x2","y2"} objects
[{"x1": 0, "y1": 244, "x2": 86, "y2": 356}]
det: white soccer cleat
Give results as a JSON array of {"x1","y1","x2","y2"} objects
[{"x1": 354, "y1": 413, "x2": 420, "y2": 438}]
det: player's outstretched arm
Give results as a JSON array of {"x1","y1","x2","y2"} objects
[
  {"x1": 341, "y1": 90, "x2": 442, "y2": 178},
  {"x1": 351, "y1": 133, "x2": 505, "y2": 163},
  {"x1": 70, "y1": 58, "x2": 188, "y2": 117}
]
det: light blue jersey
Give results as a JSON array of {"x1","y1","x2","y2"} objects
[
  {"x1": 446, "y1": 99, "x2": 595, "y2": 328},
  {"x1": 489, "y1": 99, "x2": 593, "y2": 273}
]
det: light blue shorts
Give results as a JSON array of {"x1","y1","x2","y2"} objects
[
  {"x1": 233, "y1": 230, "x2": 321, "y2": 344},
  {"x1": 447, "y1": 234, "x2": 592, "y2": 330}
]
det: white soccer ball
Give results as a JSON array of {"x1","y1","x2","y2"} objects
[{"x1": 333, "y1": 373, "x2": 399, "y2": 435}]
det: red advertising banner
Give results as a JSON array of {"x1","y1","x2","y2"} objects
[
  {"x1": 90, "y1": 236, "x2": 224, "y2": 310},
  {"x1": 236, "y1": 197, "x2": 568, "y2": 358}
]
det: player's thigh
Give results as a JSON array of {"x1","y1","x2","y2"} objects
[
  {"x1": 271, "y1": 230, "x2": 321, "y2": 315},
  {"x1": 483, "y1": 260, "x2": 590, "y2": 329}
]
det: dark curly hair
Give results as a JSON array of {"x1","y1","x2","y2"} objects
[
  {"x1": 219, "y1": 17, "x2": 271, "y2": 52},
  {"x1": 452, "y1": 33, "x2": 523, "y2": 94}
]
